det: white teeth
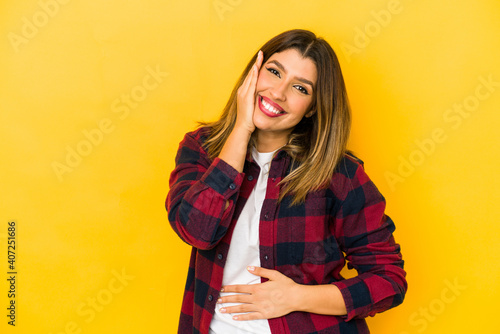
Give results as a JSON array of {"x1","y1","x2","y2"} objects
[{"x1": 261, "y1": 98, "x2": 282, "y2": 114}]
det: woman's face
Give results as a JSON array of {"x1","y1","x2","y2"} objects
[{"x1": 253, "y1": 48, "x2": 317, "y2": 144}]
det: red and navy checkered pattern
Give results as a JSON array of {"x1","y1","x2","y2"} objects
[{"x1": 166, "y1": 127, "x2": 407, "y2": 334}]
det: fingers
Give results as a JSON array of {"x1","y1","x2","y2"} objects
[
  {"x1": 249, "y1": 51, "x2": 264, "y2": 97},
  {"x1": 248, "y1": 50, "x2": 263, "y2": 92},
  {"x1": 239, "y1": 50, "x2": 263, "y2": 96},
  {"x1": 256, "y1": 50, "x2": 264, "y2": 68},
  {"x1": 217, "y1": 270, "x2": 295, "y2": 321},
  {"x1": 221, "y1": 284, "x2": 253, "y2": 294},
  {"x1": 216, "y1": 290, "x2": 260, "y2": 320},
  {"x1": 238, "y1": 64, "x2": 254, "y2": 95},
  {"x1": 218, "y1": 292, "x2": 252, "y2": 305},
  {"x1": 221, "y1": 267, "x2": 287, "y2": 295},
  {"x1": 219, "y1": 304, "x2": 263, "y2": 320},
  {"x1": 247, "y1": 266, "x2": 282, "y2": 280},
  {"x1": 235, "y1": 50, "x2": 264, "y2": 133}
]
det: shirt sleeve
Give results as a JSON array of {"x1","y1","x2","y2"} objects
[
  {"x1": 331, "y1": 162, "x2": 407, "y2": 321},
  {"x1": 166, "y1": 130, "x2": 244, "y2": 250}
]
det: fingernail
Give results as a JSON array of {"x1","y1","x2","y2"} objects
[
  {"x1": 217, "y1": 298, "x2": 222, "y2": 303},
  {"x1": 233, "y1": 315, "x2": 239, "y2": 320},
  {"x1": 220, "y1": 308, "x2": 226, "y2": 313},
  {"x1": 220, "y1": 287, "x2": 224, "y2": 292},
  {"x1": 247, "y1": 266, "x2": 255, "y2": 271}
]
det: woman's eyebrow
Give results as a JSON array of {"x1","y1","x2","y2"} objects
[{"x1": 268, "y1": 60, "x2": 315, "y2": 88}]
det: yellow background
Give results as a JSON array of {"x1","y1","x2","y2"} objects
[{"x1": 1, "y1": 0, "x2": 498, "y2": 333}]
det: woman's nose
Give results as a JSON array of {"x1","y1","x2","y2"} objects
[{"x1": 269, "y1": 82, "x2": 287, "y2": 101}]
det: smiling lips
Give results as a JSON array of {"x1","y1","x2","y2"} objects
[{"x1": 258, "y1": 95, "x2": 286, "y2": 117}]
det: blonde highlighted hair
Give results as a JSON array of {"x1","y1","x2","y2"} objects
[{"x1": 200, "y1": 29, "x2": 351, "y2": 205}]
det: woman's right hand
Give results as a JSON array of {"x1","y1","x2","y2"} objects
[
  {"x1": 235, "y1": 50, "x2": 264, "y2": 134},
  {"x1": 218, "y1": 50, "x2": 264, "y2": 172}
]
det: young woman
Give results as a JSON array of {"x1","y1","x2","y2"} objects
[{"x1": 166, "y1": 29, "x2": 407, "y2": 334}]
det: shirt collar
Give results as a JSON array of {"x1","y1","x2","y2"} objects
[{"x1": 245, "y1": 146, "x2": 289, "y2": 164}]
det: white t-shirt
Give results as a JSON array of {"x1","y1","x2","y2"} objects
[{"x1": 209, "y1": 147, "x2": 276, "y2": 334}]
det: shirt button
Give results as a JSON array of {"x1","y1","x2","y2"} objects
[
  {"x1": 217, "y1": 253, "x2": 223, "y2": 260},
  {"x1": 208, "y1": 295, "x2": 213, "y2": 302},
  {"x1": 264, "y1": 214, "x2": 269, "y2": 219},
  {"x1": 229, "y1": 183, "x2": 236, "y2": 190},
  {"x1": 247, "y1": 175, "x2": 254, "y2": 181},
  {"x1": 264, "y1": 255, "x2": 269, "y2": 260}
]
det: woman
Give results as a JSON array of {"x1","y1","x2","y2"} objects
[{"x1": 166, "y1": 29, "x2": 407, "y2": 334}]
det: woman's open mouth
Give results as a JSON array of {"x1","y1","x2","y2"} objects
[{"x1": 258, "y1": 95, "x2": 286, "y2": 117}]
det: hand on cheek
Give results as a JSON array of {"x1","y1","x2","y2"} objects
[{"x1": 235, "y1": 51, "x2": 264, "y2": 134}]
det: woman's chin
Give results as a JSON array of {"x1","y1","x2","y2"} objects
[{"x1": 253, "y1": 120, "x2": 273, "y2": 133}]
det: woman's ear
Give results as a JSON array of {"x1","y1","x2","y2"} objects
[{"x1": 305, "y1": 110, "x2": 316, "y2": 118}]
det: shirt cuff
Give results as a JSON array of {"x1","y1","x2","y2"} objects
[
  {"x1": 332, "y1": 277, "x2": 373, "y2": 322},
  {"x1": 200, "y1": 157, "x2": 244, "y2": 197}
]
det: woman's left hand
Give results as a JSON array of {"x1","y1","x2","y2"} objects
[{"x1": 218, "y1": 266, "x2": 299, "y2": 320}]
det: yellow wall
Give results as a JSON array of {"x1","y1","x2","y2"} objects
[{"x1": 1, "y1": 0, "x2": 498, "y2": 333}]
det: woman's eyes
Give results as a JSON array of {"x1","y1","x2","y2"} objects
[
  {"x1": 295, "y1": 85, "x2": 309, "y2": 95},
  {"x1": 266, "y1": 67, "x2": 280, "y2": 77},
  {"x1": 265, "y1": 67, "x2": 310, "y2": 95}
]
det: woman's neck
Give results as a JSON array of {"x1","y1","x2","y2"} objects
[{"x1": 254, "y1": 130, "x2": 290, "y2": 153}]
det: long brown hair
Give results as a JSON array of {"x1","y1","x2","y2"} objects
[{"x1": 200, "y1": 29, "x2": 351, "y2": 205}]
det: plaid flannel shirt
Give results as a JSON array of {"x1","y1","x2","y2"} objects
[{"x1": 166, "y1": 127, "x2": 407, "y2": 334}]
